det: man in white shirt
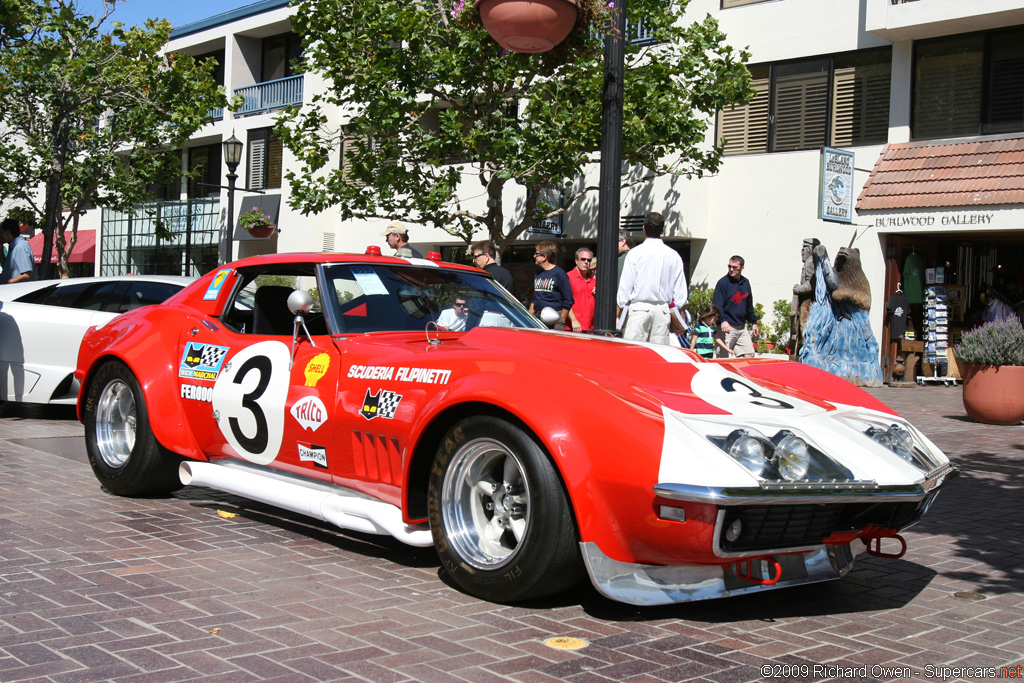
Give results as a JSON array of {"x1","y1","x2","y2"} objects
[
  {"x1": 616, "y1": 212, "x2": 688, "y2": 344},
  {"x1": 437, "y1": 296, "x2": 469, "y2": 331}
]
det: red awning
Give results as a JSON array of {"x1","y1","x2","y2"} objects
[{"x1": 30, "y1": 230, "x2": 96, "y2": 264}]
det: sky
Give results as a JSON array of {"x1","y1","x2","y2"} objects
[{"x1": 75, "y1": 0, "x2": 254, "y2": 31}]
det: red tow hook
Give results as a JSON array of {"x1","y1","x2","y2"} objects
[
  {"x1": 733, "y1": 557, "x2": 783, "y2": 585},
  {"x1": 866, "y1": 534, "x2": 907, "y2": 559}
]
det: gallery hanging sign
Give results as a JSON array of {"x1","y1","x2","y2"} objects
[{"x1": 819, "y1": 147, "x2": 855, "y2": 224}]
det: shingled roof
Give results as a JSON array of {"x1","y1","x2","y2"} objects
[{"x1": 856, "y1": 136, "x2": 1024, "y2": 211}]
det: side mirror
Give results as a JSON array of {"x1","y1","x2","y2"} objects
[{"x1": 288, "y1": 289, "x2": 314, "y2": 316}]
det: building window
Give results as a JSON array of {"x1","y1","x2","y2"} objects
[
  {"x1": 195, "y1": 49, "x2": 225, "y2": 86},
  {"x1": 913, "y1": 27, "x2": 1024, "y2": 140},
  {"x1": 262, "y1": 33, "x2": 303, "y2": 82},
  {"x1": 718, "y1": 48, "x2": 891, "y2": 155},
  {"x1": 248, "y1": 128, "x2": 283, "y2": 190},
  {"x1": 188, "y1": 144, "x2": 221, "y2": 198}
]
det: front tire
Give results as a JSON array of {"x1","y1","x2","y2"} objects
[
  {"x1": 84, "y1": 360, "x2": 182, "y2": 496},
  {"x1": 428, "y1": 416, "x2": 583, "y2": 602}
]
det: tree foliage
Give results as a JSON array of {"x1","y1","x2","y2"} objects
[
  {"x1": 0, "y1": 0, "x2": 229, "y2": 278},
  {"x1": 280, "y1": 0, "x2": 752, "y2": 253}
]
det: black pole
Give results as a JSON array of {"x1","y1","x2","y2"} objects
[
  {"x1": 221, "y1": 169, "x2": 237, "y2": 266},
  {"x1": 593, "y1": 0, "x2": 627, "y2": 334}
]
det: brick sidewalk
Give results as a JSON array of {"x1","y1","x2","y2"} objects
[{"x1": 1, "y1": 387, "x2": 1021, "y2": 683}]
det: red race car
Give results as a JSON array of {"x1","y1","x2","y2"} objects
[{"x1": 76, "y1": 251, "x2": 958, "y2": 605}]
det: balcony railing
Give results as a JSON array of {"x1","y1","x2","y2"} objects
[
  {"x1": 234, "y1": 75, "x2": 303, "y2": 116},
  {"x1": 209, "y1": 107, "x2": 224, "y2": 121},
  {"x1": 628, "y1": 16, "x2": 656, "y2": 46}
]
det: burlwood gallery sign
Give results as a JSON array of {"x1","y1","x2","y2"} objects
[{"x1": 869, "y1": 211, "x2": 1010, "y2": 230}]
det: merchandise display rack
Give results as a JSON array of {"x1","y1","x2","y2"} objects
[{"x1": 918, "y1": 285, "x2": 958, "y2": 386}]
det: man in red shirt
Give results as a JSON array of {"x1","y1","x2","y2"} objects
[{"x1": 567, "y1": 247, "x2": 596, "y2": 332}]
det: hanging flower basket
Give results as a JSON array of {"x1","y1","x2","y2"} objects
[
  {"x1": 238, "y1": 207, "x2": 276, "y2": 238},
  {"x1": 475, "y1": 0, "x2": 581, "y2": 53}
]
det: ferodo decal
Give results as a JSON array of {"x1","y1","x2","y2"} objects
[
  {"x1": 179, "y1": 343, "x2": 229, "y2": 381},
  {"x1": 291, "y1": 395, "x2": 328, "y2": 431},
  {"x1": 303, "y1": 353, "x2": 331, "y2": 387},
  {"x1": 347, "y1": 364, "x2": 452, "y2": 385},
  {"x1": 203, "y1": 268, "x2": 231, "y2": 301},
  {"x1": 298, "y1": 443, "x2": 328, "y2": 469},
  {"x1": 181, "y1": 383, "x2": 213, "y2": 402},
  {"x1": 360, "y1": 388, "x2": 402, "y2": 420},
  {"x1": 211, "y1": 341, "x2": 291, "y2": 466}
]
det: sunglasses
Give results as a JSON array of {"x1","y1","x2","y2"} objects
[
  {"x1": 533, "y1": 253, "x2": 543, "y2": 258},
  {"x1": 577, "y1": 257, "x2": 592, "y2": 262},
  {"x1": 454, "y1": 302, "x2": 468, "y2": 308},
  {"x1": 472, "y1": 253, "x2": 485, "y2": 259}
]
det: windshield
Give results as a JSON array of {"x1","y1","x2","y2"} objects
[{"x1": 321, "y1": 264, "x2": 542, "y2": 334}]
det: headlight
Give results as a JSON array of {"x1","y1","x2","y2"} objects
[
  {"x1": 711, "y1": 427, "x2": 853, "y2": 485},
  {"x1": 726, "y1": 430, "x2": 768, "y2": 477},
  {"x1": 774, "y1": 431, "x2": 810, "y2": 481},
  {"x1": 839, "y1": 415, "x2": 946, "y2": 474}
]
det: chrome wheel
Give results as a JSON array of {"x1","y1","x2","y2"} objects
[
  {"x1": 442, "y1": 438, "x2": 531, "y2": 570},
  {"x1": 95, "y1": 379, "x2": 137, "y2": 469}
]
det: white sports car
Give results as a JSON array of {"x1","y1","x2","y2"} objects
[{"x1": 0, "y1": 275, "x2": 193, "y2": 404}]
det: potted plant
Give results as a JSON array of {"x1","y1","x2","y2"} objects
[
  {"x1": 955, "y1": 317, "x2": 1024, "y2": 425},
  {"x1": 238, "y1": 207, "x2": 276, "y2": 238}
]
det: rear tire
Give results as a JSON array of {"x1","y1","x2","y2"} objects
[
  {"x1": 84, "y1": 360, "x2": 183, "y2": 496},
  {"x1": 428, "y1": 415, "x2": 583, "y2": 602}
]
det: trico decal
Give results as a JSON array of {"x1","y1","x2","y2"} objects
[
  {"x1": 304, "y1": 353, "x2": 331, "y2": 387},
  {"x1": 291, "y1": 395, "x2": 328, "y2": 431},
  {"x1": 347, "y1": 364, "x2": 452, "y2": 385},
  {"x1": 180, "y1": 383, "x2": 213, "y2": 402},
  {"x1": 360, "y1": 388, "x2": 402, "y2": 420},
  {"x1": 298, "y1": 443, "x2": 328, "y2": 469},
  {"x1": 179, "y1": 342, "x2": 229, "y2": 381}
]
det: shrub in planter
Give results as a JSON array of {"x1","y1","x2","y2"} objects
[{"x1": 955, "y1": 318, "x2": 1024, "y2": 425}]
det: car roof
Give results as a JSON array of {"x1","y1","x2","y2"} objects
[
  {"x1": 225, "y1": 251, "x2": 481, "y2": 274},
  {"x1": 1, "y1": 275, "x2": 195, "y2": 302}
]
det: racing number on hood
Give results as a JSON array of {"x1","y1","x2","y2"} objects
[
  {"x1": 721, "y1": 378, "x2": 794, "y2": 410},
  {"x1": 212, "y1": 341, "x2": 291, "y2": 465}
]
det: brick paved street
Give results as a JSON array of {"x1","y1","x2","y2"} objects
[{"x1": 1, "y1": 386, "x2": 1021, "y2": 683}]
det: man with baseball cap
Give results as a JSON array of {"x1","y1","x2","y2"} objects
[{"x1": 381, "y1": 221, "x2": 423, "y2": 259}]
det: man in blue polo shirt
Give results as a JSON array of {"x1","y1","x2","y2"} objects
[{"x1": 1, "y1": 219, "x2": 34, "y2": 284}]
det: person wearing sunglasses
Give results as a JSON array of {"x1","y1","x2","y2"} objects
[
  {"x1": 712, "y1": 255, "x2": 759, "y2": 358},
  {"x1": 528, "y1": 240, "x2": 573, "y2": 329},
  {"x1": 469, "y1": 240, "x2": 514, "y2": 296},
  {"x1": 436, "y1": 296, "x2": 470, "y2": 331},
  {"x1": 567, "y1": 247, "x2": 597, "y2": 332}
]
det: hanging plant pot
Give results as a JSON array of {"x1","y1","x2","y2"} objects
[
  {"x1": 246, "y1": 225, "x2": 276, "y2": 239},
  {"x1": 962, "y1": 363, "x2": 1024, "y2": 425},
  {"x1": 476, "y1": 0, "x2": 580, "y2": 53}
]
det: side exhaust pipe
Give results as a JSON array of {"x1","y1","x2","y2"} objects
[{"x1": 179, "y1": 461, "x2": 433, "y2": 547}]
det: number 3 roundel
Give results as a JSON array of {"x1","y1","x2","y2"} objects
[{"x1": 212, "y1": 341, "x2": 292, "y2": 465}]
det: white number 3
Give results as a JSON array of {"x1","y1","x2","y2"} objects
[{"x1": 212, "y1": 341, "x2": 291, "y2": 465}]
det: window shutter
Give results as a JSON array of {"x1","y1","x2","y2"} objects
[
  {"x1": 340, "y1": 135, "x2": 367, "y2": 186},
  {"x1": 832, "y1": 62, "x2": 890, "y2": 146},
  {"x1": 772, "y1": 70, "x2": 829, "y2": 152},
  {"x1": 267, "y1": 134, "x2": 283, "y2": 189},
  {"x1": 913, "y1": 46, "x2": 982, "y2": 139},
  {"x1": 249, "y1": 137, "x2": 266, "y2": 191},
  {"x1": 718, "y1": 77, "x2": 768, "y2": 155},
  {"x1": 986, "y1": 36, "x2": 1024, "y2": 134}
]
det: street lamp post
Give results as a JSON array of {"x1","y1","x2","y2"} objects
[
  {"x1": 593, "y1": 0, "x2": 626, "y2": 334},
  {"x1": 221, "y1": 133, "x2": 244, "y2": 266}
]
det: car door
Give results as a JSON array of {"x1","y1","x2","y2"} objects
[{"x1": 176, "y1": 270, "x2": 340, "y2": 484}]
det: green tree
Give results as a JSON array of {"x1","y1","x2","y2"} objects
[
  {"x1": 280, "y1": 0, "x2": 751, "y2": 256},
  {"x1": 0, "y1": 0, "x2": 229, "y2": 278}
]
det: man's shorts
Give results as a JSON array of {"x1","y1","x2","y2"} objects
[{"x1": 716, "y1": 327, "x2": 756, "y2": 357}]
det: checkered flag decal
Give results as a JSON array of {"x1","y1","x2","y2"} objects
[
  {"x1": 200, "y1": 345, "x2": 227, "y2": 369},
  {"x1": 376, "y1": 390, "x2": 402, "y2": 419}
]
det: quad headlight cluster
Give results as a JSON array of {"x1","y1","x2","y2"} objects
[
  {"x1": 710, "y1": 428, "x2": 854, "y2": 483},
  {"x1": 837, "y1": 415, "x2": 946, "y2": 475}
]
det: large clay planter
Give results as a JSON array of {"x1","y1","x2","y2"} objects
[
  {"x1": 962, "y1": 363, "x2": 1024, "y2": 425},
  {"x1": 476, "y1": 0, "x2": 580, "y2": 53},
  {"x1": 246, "y1": 225, "x2": 276, "y2": 238}
]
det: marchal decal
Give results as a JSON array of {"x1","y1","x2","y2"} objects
[
  {"x1": 291, "y1": 395, "x2": 328, "y2": 431},
  {"x1": 179, "y1": 343, "x2": 229, "y2": 381},
  {"x1": 304, "y1": 353, "x2": 331, "y2": 387},
  {"x1": 360, "y1": 388, "x2": 402, "y2": 420}
]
